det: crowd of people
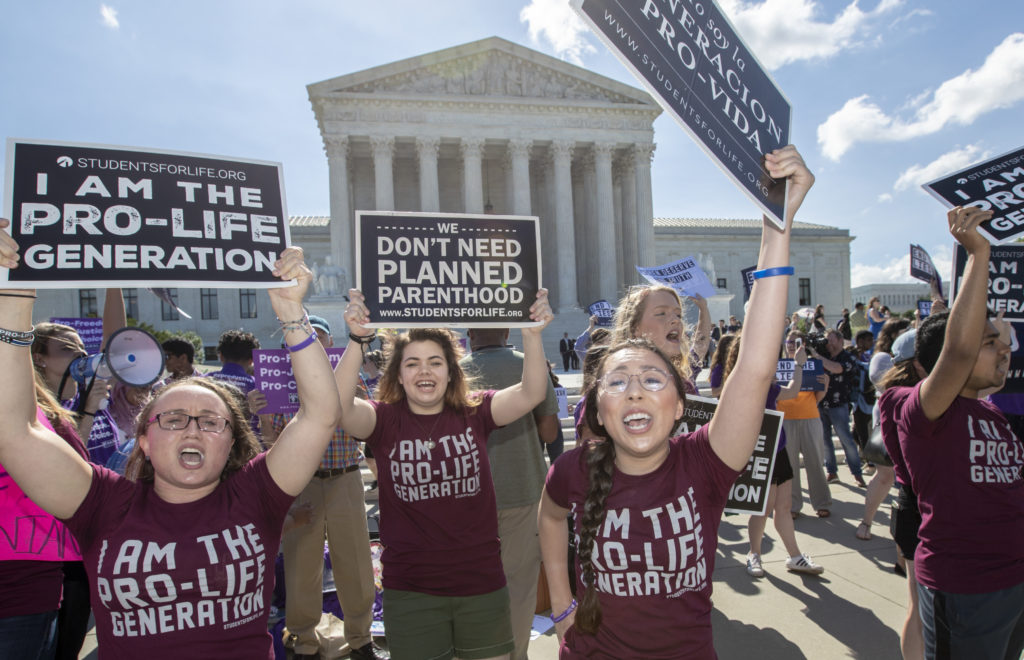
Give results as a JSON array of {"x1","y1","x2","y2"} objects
[{"x1": 0, "y1": 144, "x2": 1021, "y2": 660}]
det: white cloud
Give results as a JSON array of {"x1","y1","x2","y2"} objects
[
  {"x1": 877, "y1": 192, "x2": 893, "y2": 203},
  {"x1": 852, "y1": 244, "x2": 952, "y2": 288},
  {"x1": 819, "y1": 32, "x2": 1024, "y2": 161},
  {"x1": 893, "y1": 144, "x2": 986, "y2": 192},
  {"x1": 716, "y1": 0, "x2": 902, "y2": 70},
  {"x1": 100, "y1": 4, "x2": 119, "y2": 30},
  {"x1": 520, "y1": 0, "x2": 595, "y2": 65}
]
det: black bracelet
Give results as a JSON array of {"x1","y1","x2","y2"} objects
[
  {"x1": 0, "y1": 292, "x2": 37, "y2": 299},
  {"x1": 349, "y1": 332, "x2": 375, "y2": 345},
  {"x1": 81, "y1": 411, "x2": 96, "y2": 417}
]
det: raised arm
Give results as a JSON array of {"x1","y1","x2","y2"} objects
[
  {"x1": 265, "y1": 248, "x2": 342, "y2": 496},
  {"x1": 709, "y1": 146, "x2": 814, "y2": 470},
  {"x1": 689, "y1": 295, "x2": 712, "y2": 363},
  {"x1": 0, "y1": 219, "x2": 93, "y2": 519},
  {"x1": 332, "y1": 289, "x2": 378, "y2": 439},
  {"x1": 919, "y1": 207, "x2": 994, "y2": 420},
  {"x1": 490, "y1": 289, "x2": 554, "y2": 426}
]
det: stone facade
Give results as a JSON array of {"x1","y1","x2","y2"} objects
[
  {"x1": 852, "y1": 283, "x2": 929, "y2": 313},
  {"x1": 307, "y1": 36, "x2": 663, "y2": 314}
]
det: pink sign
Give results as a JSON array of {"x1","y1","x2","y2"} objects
[{"x1": 0, "y1": 408, "x2": 83, "y2": 561}]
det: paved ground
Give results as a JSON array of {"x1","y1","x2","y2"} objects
[{"x1": 80, "y1": 367, "x2": 912, "y2": 659}]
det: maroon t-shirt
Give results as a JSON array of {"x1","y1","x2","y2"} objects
[
  {"x1": 890, "y1": 382, "x2": 1024, "y2": 593},
  {"x1": 878, "y1": 387, "x2": 915, "y2": 486},
  {"x1": 546, "y1": 425, "x2": 740, "y2": 659},
  {"x1": 366, "y1": 393, "x2": 505, "y2": 596},
  {"x1": 62, "y1": 453, "x2": 293, "y2": 659}
]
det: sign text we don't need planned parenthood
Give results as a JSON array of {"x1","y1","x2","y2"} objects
[{"x1": 356, "y1": 211, "x2": 541, "y2": 328}]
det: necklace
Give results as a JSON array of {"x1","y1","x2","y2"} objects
[{"x1": 407, "y1": 400, "x2": 443, "y2": 449}]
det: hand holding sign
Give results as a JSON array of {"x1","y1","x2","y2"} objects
[
  {"x1": 764, "y1": 146, "x2": 814, "y2": 226},
  {"x1": 949, "y1": 206, "x2": 993, "y2": 255},
  {"x1": 0, "y1": 218, "x2": 21, "y2": 271},
  {"x1": 268, "y1": 246, "x2": 311, "y2": 304},
  {"x1": 345, "y1": 289, "x2": 375, "y2": 337},
  {"x1": 522, "y1": 288, "x2": 554, "y2": 337}
]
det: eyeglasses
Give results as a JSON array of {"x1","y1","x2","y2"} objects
[
  {"x1": 598, "y1": 368, "x2": 671, "y2": 395},
  {"x1": 148, "y1": 412, "x2": 231, "y2": 433}
]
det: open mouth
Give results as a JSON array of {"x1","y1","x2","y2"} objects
[
  {"x1": 623, "y1": 412, "x2": 653, "y2": 432},
  {"x1": 416, "y1": 380, "x2": 437, "y2": 392},
  {"x1": 179, "y1": 448, "x2": 204, "y2": 468},
  {"x1": 666, "y1": 330, "x2": 680, "y2": 343}
]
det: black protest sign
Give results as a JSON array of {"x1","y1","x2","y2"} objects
[
  {"x1": 356, "y1": 211, "x2": 541, "y2": 328},
  {"x1": 2, "y1": 139, "x2": 289, "y2": 288},
  {"x1": 741, "y1": 265, "x2": 756, "y2": 301},
  {"x1": 588, "y1": 299, "x2": 615, "y2": 327},
  {"x1": 675, "y1": 394, "x2": 782, "y2": 515},
  {"x1": 909, "y1": 244, "x2": 942, "y2": 296},
  {"x1": 924, "y1": 146, "x2": 1024, "y2": 244},
  {"x1": 571, "y1": 0, "x2": 791, "y2": 228},
  {"x1": 776, "y1": 358, "x2": 824, "y2": 392},
  {"x1": 953, "y1": 243, "x2": 1024, "y2": 392}
]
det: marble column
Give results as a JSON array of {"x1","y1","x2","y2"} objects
[
  {"x1": 612, "y1": 160, "x2": 625, "y2": 293},
  {"x1": 593, "y1": 142, "x2": 617, "y2": 301},
  {"x1": 324, "y1": 135, "x2": 352, "y2": 290},
  {"x1": 551, "y1": 139, "x2": 578, "y2": 311},
  {"x1": 461, "y1": 137, "x2": 485, "y2": 214},
  {"x1": 507, "y1": 138, "x2": 533, "y2": 216},
  {"x1": 633, "y1": 142, "x2": 656, "y2": 271},
  {"x1": 581, "y1": 152, "x2": 597, "y2": 305},
  {"x1": 370, "y1": 136, "x2": 395, "y2": 211},
  {"x1": 620, "y1": 153, "x2": 639, "y2": 285},
  {"x1": 416, "y1": 137, "x2": 440, "y2": 212}
]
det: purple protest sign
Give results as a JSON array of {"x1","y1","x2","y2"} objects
[
  {"x1": 588, "y1": 299, "x2": 615, "y2": 327},
  {"x1": 51, "y1": 317, "x2": 103, "y2": 353},
  {"x1": 252, "y1": 347, "x2": 345, "y2": 414}
]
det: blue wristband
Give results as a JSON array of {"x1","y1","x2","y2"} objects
[
  {"x1": 752, "y1": 266, "x2": 795, "y2": 279},
  {"x1": 286, "y1": 332, "x2": 317, "y2": 353}
]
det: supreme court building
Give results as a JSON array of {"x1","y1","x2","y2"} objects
[{"x1": 307, "y1": 36, "x2": 663, "y2": 314}]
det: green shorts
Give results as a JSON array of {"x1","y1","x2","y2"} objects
[{"x1": 383, "y1": 586, "x2": 514, "y2": 660}]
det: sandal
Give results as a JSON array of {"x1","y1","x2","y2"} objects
[
  {"x1": 816, "y1": 509, "x2": 830, "y2": 518},
  {"x1": 856, "y1": 521, "x2": 872, "y2": 540}
]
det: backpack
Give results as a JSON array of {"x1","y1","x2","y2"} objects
[{"x1": 857, "y1": 361, "x2": 876, "y2": 408}]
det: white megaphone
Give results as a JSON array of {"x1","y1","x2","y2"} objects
[{"x1": 68, "y1": 327, "x2": 166, "y2": 388}]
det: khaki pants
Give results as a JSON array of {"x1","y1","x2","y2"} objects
[
  {"x1": 784, "y1": 417, "x2": 832, "y2": 513},
  {"x1": 498, "y1": 503, "x2": 542, "y2": 660},
  {"x1": 283, "y1": 469, "x2": 375, "y2": 656}
]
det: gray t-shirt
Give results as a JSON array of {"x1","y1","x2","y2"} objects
[{"x1": 460, "y1": 347, "x2": 558, "y2": 509}]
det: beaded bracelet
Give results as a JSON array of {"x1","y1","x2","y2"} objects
[
  {"x1": 0, "y1": 326, "x2": 35, "y2": 347},
  {"x1": 752, "y1": 266, "x2": 795, "y2": 279},
  {"x1": 276, "y1": 312, "x2": 311, "y2": 334},
  {"x1": 551, "y1": 598, "x2": 577, "y2": 624},
  {"x1": 286, "y1": 332, "x2": 318, "y2": 353},
  {"x1": 349, "y1": 332, "x2": 375, "y2": 345}
]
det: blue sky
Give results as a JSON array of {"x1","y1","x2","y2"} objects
[{"x1": 2, "y1": 0, "x2": 1021, "y2": 289}]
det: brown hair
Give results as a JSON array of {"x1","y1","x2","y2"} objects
[
  {"x1": 575, "y1": 339, "x2": 688, "y2": 634},
  {"x1": 720, "y1": 332, "x2": 742, "y2": 385},
  {"x1": 375, "y1": 328, "x2": 480, "y2": 412},
  {"x1": 611, "y1": 286, "x2": 693, "y2": 381},
  {"x1": 125, "y1": 377, "x2": 260, "y2": 483},
  {"x1": 873, "y1": 318, "x2": 911, "y2": 356},
  {"x1": 31, "y1": 322, "x2": 84, "y2": 384},
  {"x1": 710, "y1": 334, "x2": 738, "y2": 370},
  {"x1": 878, "y1": 360, "x2": 922, "y2": 392}
]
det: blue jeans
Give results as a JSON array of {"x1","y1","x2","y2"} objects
[
  {"x1": 0, "y1": 610, "x2": 58, "y2": 660},
  {"x1": 918, "y1": 581, "x2": 1024, "y2": 659},
  {"x1": 820, "y1": 404, "x2": 862, "y2": 478}
]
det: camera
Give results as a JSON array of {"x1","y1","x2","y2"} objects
[{"x1": 804, "y1": 332, "x2": 830, "y2": 355}]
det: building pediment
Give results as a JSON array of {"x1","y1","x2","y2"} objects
[{"x1": 308, "y1": 36, "x2": 655, "y2": 107}]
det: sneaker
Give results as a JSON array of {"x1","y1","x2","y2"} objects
[
  {"x1": 746, "y1": 553, "x2": 765, "y2": 578},
  {"x1": 853, "y1": 476, "x2": 867, "y2": 488},
  {"x1": 862, "y1": 464, "x2": 876, "y2": 476},
  {"x1": 786, "y1": 554, "x2": 825, "y2": 575},
  {"x1": 826, "y1": 473, "x2": 839, "y2": 483},
  {"x1": 365, "y1": 480, "x2": 378, "y2": 493},
  {"x1": 350, "y1": 642, "x2": 390, "y2": 660}
]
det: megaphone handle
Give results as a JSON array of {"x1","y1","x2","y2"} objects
[{"x1": 76, "y1": 373, "x2": 97, "y2": 415}]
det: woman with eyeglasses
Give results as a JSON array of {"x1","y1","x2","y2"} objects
[
  {"x1": 538, "y1": 146, "x2": 814, "y2": 658},
  {"x1": 0, "y1": 225, "x2": 340, "y2": 659}
]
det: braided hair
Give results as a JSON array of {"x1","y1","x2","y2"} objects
[{"x1": 574, "y1": 338, "x2": 688, "y2": 634}]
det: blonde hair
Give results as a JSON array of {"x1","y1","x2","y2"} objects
[{"x1": 610, "y1": 285, "x2": 693, "y2": 379}]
